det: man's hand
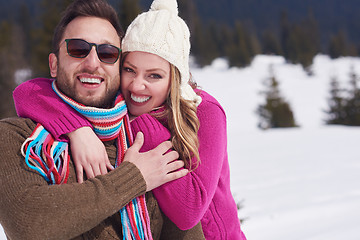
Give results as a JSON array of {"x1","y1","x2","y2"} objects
[
  {"x1": 67, "y1": 127, "x2": 113, "y2": 183},
  {"x1": 124, "y1": 132, "x2": 188, "y2": 191}
]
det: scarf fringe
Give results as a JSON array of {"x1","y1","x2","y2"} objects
[{"x1": 21, "y1": 124, "x2": 69, "y2": 185}]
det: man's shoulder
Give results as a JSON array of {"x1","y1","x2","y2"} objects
[
  {"x1": 0, "y1": 117, "x2": 36, "y2": 128},
  {"x1": 0, "y1": 117, "x2": 37, "y2": 140}
]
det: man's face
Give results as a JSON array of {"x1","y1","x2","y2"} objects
[{"x1": 49, "y1": 16, "x2": 121, "y2": 108}]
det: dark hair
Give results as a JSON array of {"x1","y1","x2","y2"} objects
[{"x1": 52, "y1": 0, "x2": 123, "y2": 55}]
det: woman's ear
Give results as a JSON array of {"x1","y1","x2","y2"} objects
[{"x1": 49, "y1": 53, "x2": 58, "y2": 78}]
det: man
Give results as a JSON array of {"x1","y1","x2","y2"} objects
[{"x1": 0, "y1": 0, "x2": 204, "y2": 239}]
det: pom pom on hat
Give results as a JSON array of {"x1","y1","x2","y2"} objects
[
  {"x1": 122, "y1": 0, "x2": 202, "y2": 106},
  {"x1": 150, "y1": 0, "x2": 178, "y2": 15}
]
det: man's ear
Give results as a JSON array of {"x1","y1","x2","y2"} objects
[{"x1": 49, "y1": 53, "x2": 58, "y2": 78}]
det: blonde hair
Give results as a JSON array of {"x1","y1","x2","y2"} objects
[{"x1": 161, "y1": 65, "x2": 200, "y2": 171}]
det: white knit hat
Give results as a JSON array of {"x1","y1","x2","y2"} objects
[{"x1": 122, "y1": 0, "x2": 202, "y2": 106}]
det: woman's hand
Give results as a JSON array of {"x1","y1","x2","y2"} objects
[{"x1": 66, "y1": 127, "x2": 113, "y2": 183}]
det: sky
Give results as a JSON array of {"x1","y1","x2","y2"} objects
[{"x1": 1, "y1": 54, "x2": 360, "y2": 239}]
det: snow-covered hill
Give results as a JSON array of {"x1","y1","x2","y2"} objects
[{"x1": 193, "y1": 55, "x2": 360, "y2": 240}]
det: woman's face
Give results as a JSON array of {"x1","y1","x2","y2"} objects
[{"x1": 121, "y1": 51, "x2": 171, "y2": 117}]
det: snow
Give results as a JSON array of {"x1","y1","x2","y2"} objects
[
  {"x1": 1, "y1": 54, "x2": 360, "y2": 239},
  {"x1": 193, "y1": 55, "x2": 360, "y2": 240}
]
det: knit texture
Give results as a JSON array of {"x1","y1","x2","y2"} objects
[{"x1": 122, "y1": 0, "x2": 201, "y2": 106}]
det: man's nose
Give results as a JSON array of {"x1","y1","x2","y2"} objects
[{"x1": 83, "y1": 46, "x2": 101, "y2": 69}]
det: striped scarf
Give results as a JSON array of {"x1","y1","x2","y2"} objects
[{"x1": 21, "y1": 80, "x2": 153, "y2": 240}]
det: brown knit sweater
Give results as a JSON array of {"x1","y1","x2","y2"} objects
[{"x1": 0, "y1": 117, "x2": 204, "y2": 240}]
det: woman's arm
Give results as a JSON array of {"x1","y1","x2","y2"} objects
[
  {"x1": 13, "y1": 78, "x2": 111, "y2": 182},
  {"x1": 130, "y1": 113, "x2": 171, "y2": 152},
  {"x1": 13, "y1": 78, "x2": 92, "y2": 141},
  {"x1": 130, "y1": 102, "x2": 227, "y2": 230}
]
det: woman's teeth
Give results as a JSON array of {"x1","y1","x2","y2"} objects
[
  {"x1": 79, "y1": 77, "x2": 101, "y2": 84},
  {"x1": 131, "y1": 94, "x2": 150, "y2": 103}
]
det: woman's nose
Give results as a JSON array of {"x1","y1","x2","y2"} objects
[{"x1": 131, "y1": 76, "x2": 146, "y2": 91}]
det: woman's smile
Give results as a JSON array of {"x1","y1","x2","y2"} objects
[{"x1": 130, "y1": 93, "x2": 151, "y2": 103}]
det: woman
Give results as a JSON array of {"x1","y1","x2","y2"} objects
[{"x1": 14, "y1": 0, "x2": 246, "y2": 239}]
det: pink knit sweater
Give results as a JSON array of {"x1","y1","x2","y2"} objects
[{"x1": 13, "y1": 78, "x2": 246, "y2": 240}]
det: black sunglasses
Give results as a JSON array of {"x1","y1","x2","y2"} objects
[{"x1": 65, "y1": 38, "x2": 121, "y2": 64}]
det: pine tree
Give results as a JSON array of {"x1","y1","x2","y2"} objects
[
  {"x1": 328, "y1": 30, "x2": 358, "y2": 59},
  {"x1": 0, "y1": 21, "x2": 24, "y2": 118},
  {"x1": 191, "y1": 17, "x2": 207, "y2": 66},
  {"x1": 31, "y1": 0, "x2": 72, "y2": 76},
  {"x1": 328, "y1": 31, "x2": 348, "y2": 59},
  {"x1": 325, "y1": 75, "x2": 347, "y2": 124},
  {"x1": 247, "y1": 30, "x2": 262, "y2": 59},
  {"x1": 18, "y1": 3, "x2": 33, "y2": 65},
  {"x1": 325, "y1": 67, "x2": 360, "y2": 126},
  {"x1": 279, "y1": 9, "x2": 320, "y2": 71},
  {"x1": 184, "y1": 1, "x2": 221, "y2": 67},
  {"x1": 261, "y1": 29, "x2": 282, "y2": 55},
  {"x1": 178, "y1": 0, "x2": 197, "y2": 33},
  {"x1": 118, "y1": 0, "x2": 142, "y2": 31},
  {"x1": 297, "y1": 9, "x2": 320, "y2": 70},
  {"x1": 257, "y1": 66, "x2": 297, "y2": 129},
  {"x1": 225, "y1": 21, "x2": 254, "y2": 67},
  {"x1": 344, "y1": 67, "x2": 360, "y2": 125},
  {"x1": 280, "y1": 10, "x2": 291, "y2": 60},
  {"x1": 217, "y1": 24, "x2": 234, "y2": 57},
  {"x1": 191, "y1": 19, "x2": 220, "y2": 66}
]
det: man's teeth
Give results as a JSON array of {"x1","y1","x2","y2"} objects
[
  {"x1": 80, "y1": 77, "x2": 101, "y2": 84},
  {"x1": 131, "y1": 94, "x2": 150, "y2": 103}
]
